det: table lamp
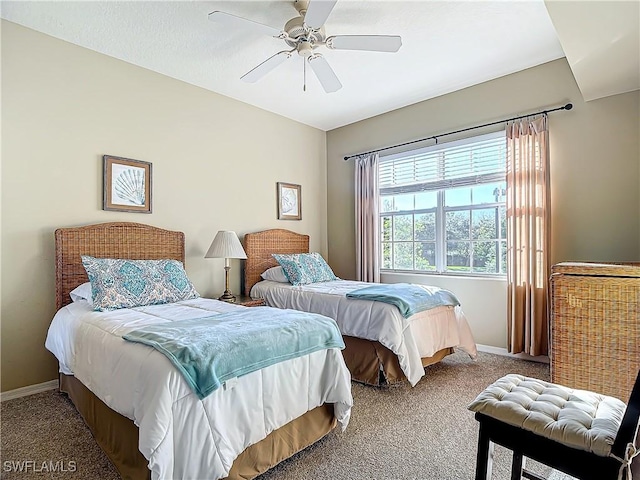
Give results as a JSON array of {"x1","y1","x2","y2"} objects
[{"x1": 204, "y1": 230, "x2": 247, "y2": 302}]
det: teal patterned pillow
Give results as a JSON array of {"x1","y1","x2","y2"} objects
[
  {"x1": 272, "y1": 252, "x2": 338, "y2": 286},
  {"x1": 81, "y1": 256, "x2": 199, "y2": 311}
]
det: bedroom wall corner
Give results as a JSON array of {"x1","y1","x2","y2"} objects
[{"x1": 0, "y1": 20, "x2": 328, "y2": 392}]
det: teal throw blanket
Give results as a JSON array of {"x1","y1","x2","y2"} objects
[
  {"x1": 123, "y1": 308, "x2": 344, "y2": 400},
  {"x1": 346, "y1": 283, "x2": 460, "y2": 318}
]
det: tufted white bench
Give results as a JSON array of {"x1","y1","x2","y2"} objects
[{"x1": 468, "y1": 372, "x2": 640, "y2": 480}]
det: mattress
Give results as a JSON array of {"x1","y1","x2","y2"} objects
[
  {"x1": 45, "y1": 298, "x2": 353, "y2": 480},
  {"x1": 250, "y1": 279, "x2": 478, "y2": 386}
]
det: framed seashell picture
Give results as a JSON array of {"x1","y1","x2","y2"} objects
[{"x1": 103, "y1": 155, "x2": 152, "y2": 213}]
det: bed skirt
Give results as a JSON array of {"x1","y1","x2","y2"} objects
[
  {"x1": 59, "y1": 374, "x2": 337, "y2": 480},
  {"x1": 341, "y1": 336, "x2": 453, "y2": 386}
]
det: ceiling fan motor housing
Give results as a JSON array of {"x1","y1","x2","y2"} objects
[{"x1": 284, "y1": 16, "x2": 326, "y2": 49}]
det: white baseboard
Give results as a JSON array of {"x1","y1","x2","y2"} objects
[
  {"x1": 476, "y1": 344, "x2": 549, "y2": 364},
  {"x1": 1, "y1": 379, "x2": 59, "y2": 402}
]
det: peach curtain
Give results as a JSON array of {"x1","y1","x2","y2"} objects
[
  {"x1": 355, "y1": 153, "x2": 380, "y2": 283},
  {"x1": 506, "y1": 116, "x2": 550, "y2": 356}
]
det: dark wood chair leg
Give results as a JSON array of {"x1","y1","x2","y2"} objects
[
  {"x1": 522, "y1": 470, "x2": 547, "y2": 480},
  {"x1": 511, "y1": 452, "x2": 524, "y2": 480},
  {"x1": 475, "y1": 422, "x2": 494, "y2": 480}
]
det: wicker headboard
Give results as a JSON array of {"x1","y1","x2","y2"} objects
[
  {"x1": 243, "y1": 229, "x2": 309, "y2": 296},
  {"x1": 55, "y1": 222, "x2": 185, "y2": 310}
]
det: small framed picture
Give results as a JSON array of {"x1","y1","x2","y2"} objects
[
  {"x1": 103, "y1": 155, "x2": 152, "y2": 213},
  {"x1": 277, "y1": 182, "x2": 301, "y2": 220}
]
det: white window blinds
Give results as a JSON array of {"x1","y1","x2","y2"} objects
[{"x1": 379, "y1": 132, "x2": 506, "y2": 195}]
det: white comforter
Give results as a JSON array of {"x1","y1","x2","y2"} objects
[
  {"x1": 251, "y1": 280, "x2": 478, "y2": 386},
  {"x1": 45, "y1": 298, "x2": 353, "y2": 480}
]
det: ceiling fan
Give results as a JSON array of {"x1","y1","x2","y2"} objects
[{"x1": 208, "y1": 0, "x2": 402, "y2": 93}]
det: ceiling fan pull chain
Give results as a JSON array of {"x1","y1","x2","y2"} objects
[{"x1": 303, "y1": 57, "x2": 307, "y2": 92}]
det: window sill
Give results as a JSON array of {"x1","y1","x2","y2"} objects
[{"x1": 381, "y1": 270, "x2": 507, "y2": 282}]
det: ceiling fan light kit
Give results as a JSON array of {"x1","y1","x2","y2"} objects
[{"x1": 208, "y1": 0, "x2": 402, "y2": 93}]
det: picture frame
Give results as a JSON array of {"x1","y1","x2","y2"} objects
[
  {"x1": 277, "y1": 182, "x2": 302, "y2": 220},
  {"x1": 103, "y1": 155, "x2": 152, "y2": 213}
]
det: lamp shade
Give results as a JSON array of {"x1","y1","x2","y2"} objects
[{"x1": 204, "y1": 231, "x2": 247, "y2": 259}]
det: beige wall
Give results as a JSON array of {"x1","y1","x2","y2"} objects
[
  {"x1": 0, "y1": 21, "x2": 327, "y2": 392},
  {"x1": 327, "y1": 58, "x2": 640, "y2": 348}
]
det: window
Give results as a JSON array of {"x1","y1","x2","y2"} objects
[{"x1": 379, "y1": 131, "x2": 506, "y2": 275}]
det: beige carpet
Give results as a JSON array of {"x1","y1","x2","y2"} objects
[{"x1": 1, "y1": 352, "x2": 575, "y2": 480}]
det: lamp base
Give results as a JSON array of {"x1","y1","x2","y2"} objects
[{"x1": 218, "y1": 291, "x2": 236, "y2": 303}]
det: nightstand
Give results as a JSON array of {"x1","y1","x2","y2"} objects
[{"x1": 223, "y1": 295, "x2": 265, "y2": 307}]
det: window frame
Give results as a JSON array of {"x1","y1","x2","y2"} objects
[{"x1": 379, "y1": 131, "x2": 507, "y2": 277}]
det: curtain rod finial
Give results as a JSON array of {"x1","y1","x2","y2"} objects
[
  {"x1": 344, "y1": 156, "x2": 350, "y2": 161},
  {"x1": 565, "y1": 103, "x2": 573, "y2": 110}
]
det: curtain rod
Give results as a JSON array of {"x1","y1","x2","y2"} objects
[{"x1": 343, "y1": 103, "x2": 573, "y2": 161}]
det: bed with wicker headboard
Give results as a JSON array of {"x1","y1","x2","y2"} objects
[
  {"x1": 55, "y1": 222, "x2": 185, "y2": 310},
  {"x1": 53, "y1": 222, "x2": 340, "y2": 480},
  {"x1": 243, "y1": 228, "x2": 470, "y2": 386}
]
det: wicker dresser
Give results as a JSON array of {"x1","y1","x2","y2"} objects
[{"x1": 550, "y1": 262, "x2": 640, "y2": 402}]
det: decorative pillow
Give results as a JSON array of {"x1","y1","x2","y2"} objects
[
  {"x1": 260, "y1": 266, "x2": 290, "y2": 283},
  {"x1": 70, "y1": 282, "x2": 93, "y2": 303},
  {"x1": 272, "y1": 252, "x2": 338, "y2": 286},
  {"x1": 81, "y1": 256, "x2": 200, "y2": 311}
]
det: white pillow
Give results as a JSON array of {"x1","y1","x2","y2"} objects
[
  {"x1": 260, "y1": 266, "x2": 290, "y2": 283},
  {"x1": 70, "y1": 282, "x2": 93, "y2": 303}
]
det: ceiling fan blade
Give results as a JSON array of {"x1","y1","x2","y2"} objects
[
  {"x1": 208, "y1": 11, "x2": 283, "y2": 38},
  {"x1": 304, "y1": 0, "x2": 338, "y2": 29},
  {"x1": 307, "y1": 54, "x2": 342, "y2": 93},
  {"x1": 327, "y1": 35, "x2": 402, "y2": 53},
  {"x1": 241, "y1": 51, "x2": 292, "y2": 83}
]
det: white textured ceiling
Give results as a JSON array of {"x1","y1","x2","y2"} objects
[{"x1": 1, "y1": 1, "x2": 566, "y2": 130}]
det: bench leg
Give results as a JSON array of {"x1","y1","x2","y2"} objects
[
  {"x1": 522, "y1": 470, "x2": 546, "y2": 480},
  {"x1": 512, "y1": 450, "x2": 546, "y2": 480},
  {"x1": 511, "y1": 452, "x2": 525, "y2": 480},
  {"x1": 475, "y1": 422, "x2": 494, "y2": 480}
]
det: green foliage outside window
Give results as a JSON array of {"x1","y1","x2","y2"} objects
[{"x1": 381, "y1": 191, "x2": 506, "y2": 274}]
